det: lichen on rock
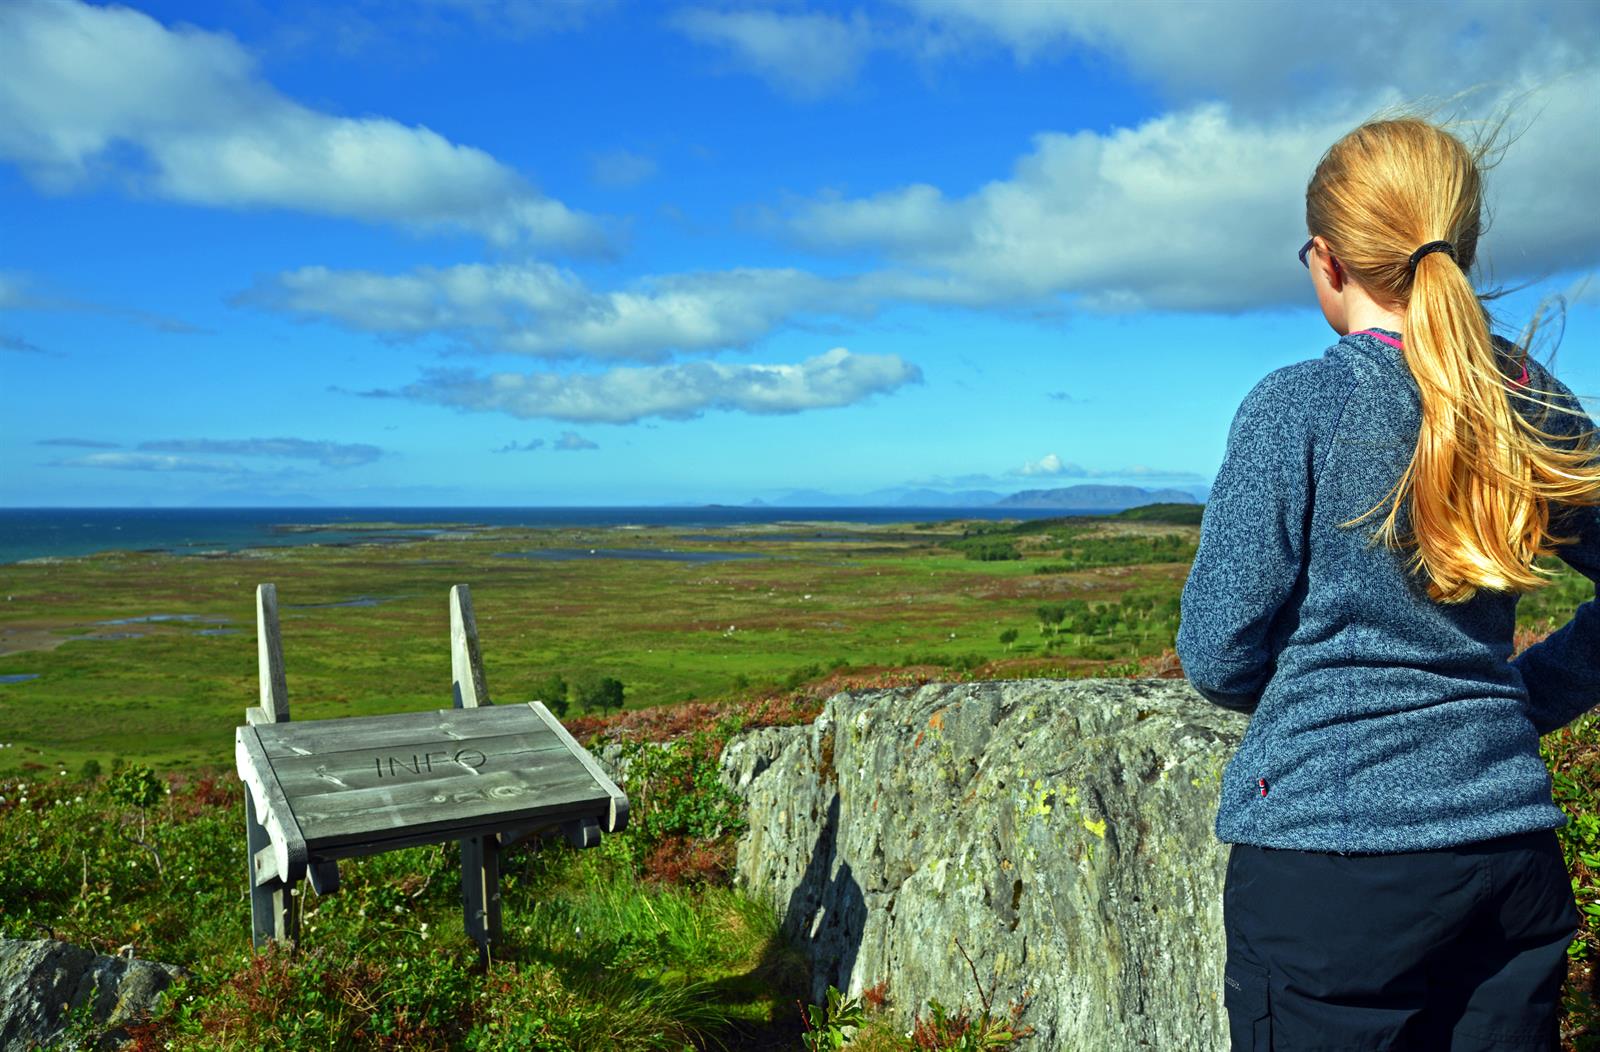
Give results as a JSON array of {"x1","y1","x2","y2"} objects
[{"x1": 714, "y1": 677, "x2": 1243, "y2": 1052}]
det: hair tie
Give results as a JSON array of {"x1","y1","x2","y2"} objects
[{"x1": 1408, "y1": 240, "x2": 1456, "y2": 273}]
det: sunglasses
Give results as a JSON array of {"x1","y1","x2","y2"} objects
[{"x1": 1299, "y1": 237, "x2": 1341, "y2": 277}]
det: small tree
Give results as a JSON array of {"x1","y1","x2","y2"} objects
[
  {"x1": 530, "y1": 672, "x2": 569, "y2": 718},
  {"x1": 998, "y1": 628, "x2": 1019, "y2": 651},
  {"x1": 1036, "y1": 603, "x2": 1067, "y2": 637},
  {"x1": 575, "y1": 675, "x2": 625, "y2": 713}
]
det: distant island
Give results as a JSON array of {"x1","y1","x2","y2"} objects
[
  {"x1": 733, "y1": 483, "x2": 1205, "y2": 511},
  {"x1": 991, "y1": 485, "x2": 1199, "y2": 509}
]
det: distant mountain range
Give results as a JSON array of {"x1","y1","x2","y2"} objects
[{"x1": 742, "y1": 483, "x2": 1207, "y2": 510}]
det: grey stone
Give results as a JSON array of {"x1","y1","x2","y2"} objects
[
  {"x1": 714, "y1": 677, "x2": 1243, "y2": 1052},
  {"x1": 0, "y1": 939, "x2": 184, "y2": 1051}
]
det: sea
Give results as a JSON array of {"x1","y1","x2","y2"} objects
[{"x1": 0, "y1": 507, "x2": 1106, "y2": 565}]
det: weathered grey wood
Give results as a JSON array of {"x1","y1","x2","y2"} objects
[
  {"x1": 461, "y1": 832, "x2": 502, "y2": 963},
  {"x1": 235, "y1": 726, "x2": 308, "y2": 886},
  {"x1": 308, "y1": 861, "x2": 340, "y2": 896},
  {"x1": 289, "y1": 769, "x2": 606, "y2": 849},
  {"x1": 256, "y1": 583, "x2": 289, "y2": 722},
  {"x1": 446, "y1": 587, "x2": 499, "y2": 964},
  {"x1": 252, "y1": 706, "x2": 550, "y2": 759},
  {"x1": 563, "y1": 816, "x2": 602, "y2": 849},
  {"x1": 267, "y1": 733, "x2": 577, "y2": 804},
  {"x1": 252, "y1": 844, "x2": 279, "y2": 886},
  {"x1": 245, "y1": 791, "x2": 296, "y2": 948},
  {"x1": 301, "y1": 798, "x2": 613, "y2": 861},
  {"x1": 450, "y1": 584, "x2": 489, "y2": 709},
  {"x1": 526, "y1": 701, "x2": 630, "y2": 833},
  {"x1": 234, "y1": 582, "x2": 630, "y2": 963}
]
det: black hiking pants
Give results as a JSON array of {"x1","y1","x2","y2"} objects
[{"x1": 1223, "y1": 828, "x2": 1580, "y2": 1051}]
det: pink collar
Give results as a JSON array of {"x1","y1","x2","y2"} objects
[
  {"x1": 1349, "y1": 328, "x2": 1528, "y2": 386},
  {"x1": 1349, "y1": 327, "x2": 1404, "y2": 350}
]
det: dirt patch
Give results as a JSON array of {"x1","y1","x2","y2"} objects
[{"x1": 0, "y1": 626, "x2": 72, "y2": 657}]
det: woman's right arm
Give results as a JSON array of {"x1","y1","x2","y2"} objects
[
  {"x1": 1513, "y1": 502, "x2": 1600, "y2": 735},
  {"x1": 1510, "y1": 367, "x2": 1600, "y2": 735}
]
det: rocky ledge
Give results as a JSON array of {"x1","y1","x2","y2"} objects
[
  {"x1": 712, "y1": 677, "x2": 1243, "y2": 1051},
  {"x1": 0, "y1": 938, "x2": 184, "y2": 1051}
]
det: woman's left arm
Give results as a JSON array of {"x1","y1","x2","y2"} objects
[{"x1": 1175, "y1": 366, "x2": 1320, "y2": 713}]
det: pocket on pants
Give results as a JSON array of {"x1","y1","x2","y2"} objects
[{"x1": 1224, "y1": 958, "x2": 1272, "y2": 1051}]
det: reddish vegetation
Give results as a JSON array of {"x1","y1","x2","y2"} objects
[
  {"x1": 861, "y1": 978, "x2": 890, "y2": 1011},
  {"x1": 567, "y1": 654, "x2": 1194, "y2": 749},
  {"x1": 640, "y1": 834, "x2": 736, "y2": 887},
  {"x1": 164, "y1": 772, "x2": 239, "y2": 819}
]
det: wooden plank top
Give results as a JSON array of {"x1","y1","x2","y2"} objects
[{"x1": 238, "y1": 703, "x2": 619, "y2": 854}]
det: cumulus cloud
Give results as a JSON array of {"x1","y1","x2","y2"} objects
[
  {"x1": 668, "y1": 2, "x2": 1599, "y2": 114},
  {"x1": 0, "y1": 0, "x2": 608, "y2": 253},
  {"x1": 240, "y1": 262, "x2": 873, "y2": 361},
  {"x1": 590, "y1": 149, "x2": 658, "y2": 188},
  {"x1": 895, "y1": 0, "x2": 1600, "y2": 111},
  {"x1": 493, "y1": 438, "x2": 546, "y2": 453},
  {"x1": 36, "y1": 437, "x2": 119, "y2": 448},
  {"x1": 372, "y1": 346, "x2": 922, "y2": 423},
  {"x1": 778, "y1": 71, "x2": 1600, "y2": 312},
  {"x1": 1019, "y1": 453, "x2": 1065, "y2": 477},
  {"x1": 671, "y1": 7, "x2": 874, "y2": 99},
  {"x1": 553, "y1": 431, "x2": 599, "y2": 451},
  {"x1": 137, "y1": 437, "x2": 383, "y2": 467}
]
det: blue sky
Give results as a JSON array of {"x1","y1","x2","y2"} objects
[{"x1": 2, "y1": 0, "x2": 1597, "y2": 507}]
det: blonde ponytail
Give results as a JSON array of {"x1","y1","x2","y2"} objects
[{"x1": 1307, "y1": 117, "x2": 1600, "y2": 603}]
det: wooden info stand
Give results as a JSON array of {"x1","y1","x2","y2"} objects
[{"x1": 235, "y1": 583, "x2": 628, "y2": 963}]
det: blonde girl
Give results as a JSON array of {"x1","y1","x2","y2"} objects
[{"x1": 1176, "y1": 115, "x2": 1600, "y2": 1050}]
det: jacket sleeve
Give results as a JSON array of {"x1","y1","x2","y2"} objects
[
  {"x1": 1510, "y1": 369, "x2": 1600, "y2": 734},
  {"x1": 1176, "y1": 367, "x2": 1316, "y2": 714}
]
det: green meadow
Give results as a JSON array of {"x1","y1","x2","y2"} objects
[
  {"x1": 0, "y1": 513, "x2": 1198, "y2": 776},
  {"x1": 1, "y1": 508, "x2": 1595, "y2": 1049}
]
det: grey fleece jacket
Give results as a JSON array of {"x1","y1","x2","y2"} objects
[{"x1": 1176, "y1": 326, "x2": 1600, "y2": 854}]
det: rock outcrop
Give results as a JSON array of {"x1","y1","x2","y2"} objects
[
  {"x1": 714, "y1": 677, "x2": 1243, "y2": 1051},
  {"x1": 0, "y1": 938, "x2": 183, "y2": 1051}
]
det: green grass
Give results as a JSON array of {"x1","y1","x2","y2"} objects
[
  {"x1": 0, "y1": 519, "x2": 1188, "y2": 776},
  {"x1": 0, "y1": 767, "x2": 808, "y2": 1050},
  {"x1": 1, "y1": 512, "x2": 1596, "y2": 1049}
]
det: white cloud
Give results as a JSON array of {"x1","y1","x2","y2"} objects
[
  {"x1": 671, "y1": 7, "x2": 874, "y2": 99},
  {"x1": 0, "y1": 0, "x2": 608, "y2": 253},
  {"x1": 1020, "y1": 453, "x2": 1065, "y2": 477},
  {"x1": 669, "y1": 2, "x2": 1599, "y2": 112},
  {"x1": 553, "y1": 431, "x2": 599, "y2": 451},
  {"x1": 241, "y1": 262, "x2": 873, "y2": 361},
  {"x1": 1014, "y1": 453, "x2": 1205, "y2": 482},
  {"x1": 374, "y1": 346, "x2": 922, "y2": 423},
  {"x1": 895, "y1": 0, "x2": 1600, "y2": 111},
  {"x1": 790, "y1": 102, "x2": 1339, "y2": 311},
  {"x1": 780, "y1": 71, "x2": 1600, "y2": 312}
]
